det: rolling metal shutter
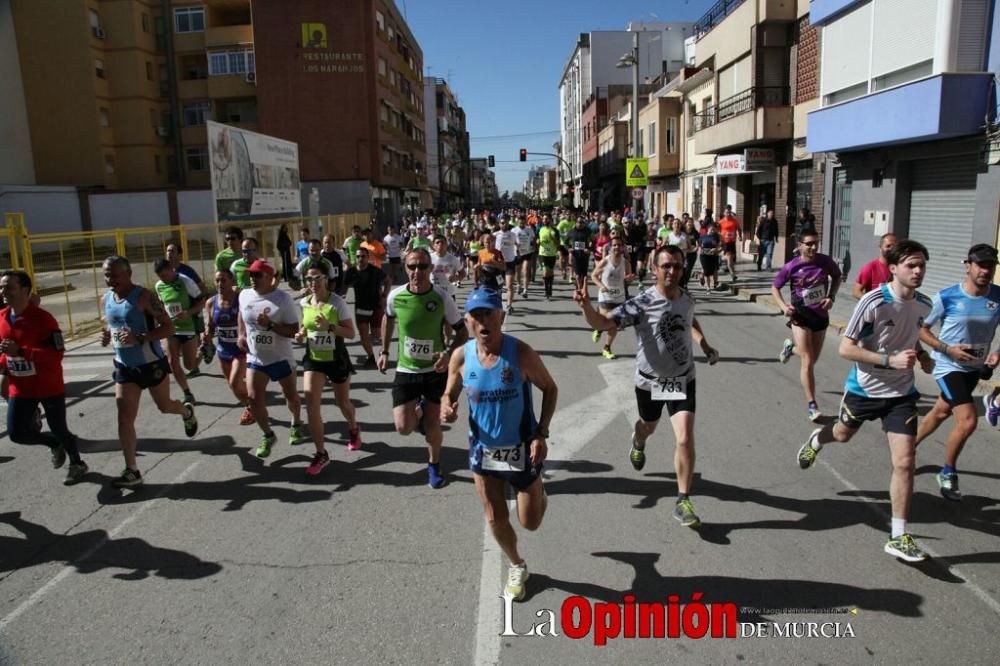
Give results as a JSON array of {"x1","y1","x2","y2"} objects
[{"x1": 908, "y1": 157, "x2": 978, "y2": 295}]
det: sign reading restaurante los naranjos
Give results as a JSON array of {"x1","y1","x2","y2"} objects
[{"x1": 300, "y1": 22, "x2": 364, "y2": 74}]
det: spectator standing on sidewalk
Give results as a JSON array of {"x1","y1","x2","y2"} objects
[
  {"x1": 852, "y1": 234, "x2": 897, "y2": 298},
  {"x1": 754, "y1": 209, "x2": 779, "y2": 271}
]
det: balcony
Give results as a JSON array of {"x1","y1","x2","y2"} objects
[
  {"x1": 807, "y1": 73, "x2": 992, "y2": 153},
  {"x1": 205, "y1": 24, "x2": 253, "y2": 48},
  {"x1": 691, "y1": 86, "x2": 792, "y2": 154},
  {"x1": 207, "y1": 74, "x2": 256, "y2": 99},
  {"x1": 694, "y1": 0, "x2": 749, "y2": 39}
]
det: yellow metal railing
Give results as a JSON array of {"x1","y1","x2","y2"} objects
[{"x1": 4, "y1": 213, "x2": 370, "y2": 340}]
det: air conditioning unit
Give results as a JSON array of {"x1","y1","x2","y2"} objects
[
  {"x1": 93, "y1": 26, "x2": 106, "y2": 39},
  {"x1": 245, "y1": 71, "x2": 256, "y2": 84},
  {"x1": 156, "y1": 126, "x2": 168, "y2": 137}
]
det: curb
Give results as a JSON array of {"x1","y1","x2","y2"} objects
[{"x1": 724, "y1": 282, "x2": 1000, "y2": 396}]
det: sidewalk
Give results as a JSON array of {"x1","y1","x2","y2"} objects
[{"x1": 715, "y1": 258, "x2": 1000, "y2": 394}]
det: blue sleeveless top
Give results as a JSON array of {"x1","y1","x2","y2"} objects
[
  {"x1": 105, "y1": 285, "x2": 164, "y2": 366},
  {"x1": 211, "y1": 292, "x2": 242, "y2": 355},
  {"x1": 462, "y1": 334, "x2": 536, "y2": 447}
]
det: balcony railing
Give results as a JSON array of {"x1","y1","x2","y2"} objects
[
  {"x1": 694, "y1": 0, "x2": 749, "y2": 40},
  {"x1": 688, "y1": 86, "x2": 790, "y2": 135}
]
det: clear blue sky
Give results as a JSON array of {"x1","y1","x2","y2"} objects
[{"x1": 403, "y1": 0, "x2": 718, "y2": 194}]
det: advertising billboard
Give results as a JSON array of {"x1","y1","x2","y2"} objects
[{"x1": 207, "y1": 121, "x2": 302, "y2": 220}]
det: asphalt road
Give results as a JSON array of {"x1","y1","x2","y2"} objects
[{"x1": 2, "y1": 274, "x2": 999, "y2": 665}]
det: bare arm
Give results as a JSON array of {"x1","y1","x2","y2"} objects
[
  {"x1": 591, "y1": 257, "x2": 608, "y2": 291},
  {"x1": 142, "y1": 290, "x2": 176, "y2": 340},
  {"x1": 518, "y1": 340, "x2": 557, "y2": 465},
  {"x1": 439, "y1": 345, "x2": 466, "y2": 423},
  {"x1": 691, "y1": 317, "x2": 719, "y2": 364},
  {"x1": 839, "y1": 335, "x2": 917, "y2": 370}
]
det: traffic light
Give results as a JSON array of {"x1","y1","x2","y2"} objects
[
  {"x1": 488, "y1": 155, "x2": 495, "y2": 167},
  {"x1": 519, "y1": 148, "x2": 527, "y2": 162}
]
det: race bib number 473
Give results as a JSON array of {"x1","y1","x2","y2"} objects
[{"x1": 481, "y1": 445, "x2": 525, "y2": 472}]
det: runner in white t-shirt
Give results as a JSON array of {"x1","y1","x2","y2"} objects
[
  {"x1": 513, "y1": 218, "x2": 536, "y2": 298},
  {"x1": 494, "y1": 220, "x2": 519, "y2": 314},
  {"x1": 383, "y1": 226, "x2": 404, "y2": 285},
  {"x1": 237, "y1": 259, "x2": 304, "y2": 458},
  {"x1": 430, "y1": 235, "x2": 465, "y2": 298}
]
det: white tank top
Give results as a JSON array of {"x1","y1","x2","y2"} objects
[{"x1": 598, "y1": 255, "x2": 626, "y2": 304}]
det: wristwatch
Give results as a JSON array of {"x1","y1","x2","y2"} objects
[{"x1": 534, "y1": 425, "x2": 550, "y2": 439}]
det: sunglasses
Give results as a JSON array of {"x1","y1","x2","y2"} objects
[
  {"x1": 241, "y1": 248, "x2": 255, "y2": 254},
  {"x1": 800, "y1": 241, "x2": 819, "y2": 247},
  {"x1": 406, "y1": 263, "x2": 431, "y2": 271},
  {"x1": 304, "y1": 275, "x2": 326, "y2": 282}
]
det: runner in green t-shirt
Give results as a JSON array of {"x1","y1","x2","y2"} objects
[
  {"x1": 378, "y1": 247, "x2": 468, "y2": 489},
  {"x1": 556, "y1": 216, "x2": 575, "y2": 282},
  {"x1": 536, "y1": 214, "x2": 561, "y2": 300},
  {"x1": 154, "y1": 258, "x2": 205, "y2": 405},
  {"x1": 296, "y1": 261, "x2": 359, "y2": 475},
  {"x1": 342, "y1": 226, "x2": 364, "y2": 268},
  {"x1": 230, "y1": 237, "x2": 258, "y2": 289},
  {"x1": 215, "y1": 226, "x2": 243, "y2": 273}
]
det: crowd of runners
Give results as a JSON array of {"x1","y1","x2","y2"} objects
[{"x1": 2, "y1": 205, "x2": 999, "y2": 599}]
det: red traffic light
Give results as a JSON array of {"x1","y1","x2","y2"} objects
[{"x1": 519, "y1": 148, "x2": 527, "y2": 162}]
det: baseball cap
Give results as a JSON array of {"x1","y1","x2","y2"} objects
[
  {"x1": 248, "y1": 259, "x2": 275, "y2": 275},
  {"x1": 464, "y1": 287, "x2": 503, "y2": 313},
  {"x1": 966, "y1": 244, "x2": 998, "y2": 265}
]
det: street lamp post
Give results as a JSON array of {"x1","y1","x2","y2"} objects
[{"x1": 617, "y1": 31, "x2": 642, "y2": 212}]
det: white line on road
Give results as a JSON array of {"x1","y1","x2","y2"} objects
[
  {"x1": 0, "y1": 461, "x2": 201, "y2": 633},
  {"x1": 820, "y1": 458, "x2": 1000, "y2": 617},
  {"x1": 472, "y1": 362, "x2": 633, "y2": 664}
]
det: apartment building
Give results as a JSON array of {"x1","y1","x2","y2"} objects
[
  {"x1": 807, "y1": 0, "x2": 999, "y2": 293},
  {"x1": 684, "y1": 0, "x2": 821, "y2": 265},
  {"x1": 8, "y1": 0, "x2": 428, "y2": 224},
  {"x1": 638, "y1": 83, "x2": 683, "y2": 217},
  {"x1": 423, "y1": 78, "x2": 469, "y2": 212},
  {"x1": 558, "y1": 23, "x2": 693, "y2": 208}
]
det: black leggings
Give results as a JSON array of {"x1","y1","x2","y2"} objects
[{"x1": 7, "y1": 395, "x2": 81, "y2": 463}]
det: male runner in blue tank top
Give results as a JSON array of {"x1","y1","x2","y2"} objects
[
  {"x1": 440, "y1": 287, "x2": 558, "y2": 602},
  {"x1": 99, "y1": 256, "x2": 198, "y2": 488}
]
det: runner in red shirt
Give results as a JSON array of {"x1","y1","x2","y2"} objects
[
  {"x1": 0, "y1": 270, "x2": 88, "y2": 484},
  {"x1": 852, "y1": 233, "x2": 896, "y2": 298},
  {"x1": 718, "y1": 211, "x2": 743, "y2": 283}
]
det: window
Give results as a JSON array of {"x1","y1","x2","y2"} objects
[
  {"x1": 146, "y1": 61, "x2": 153, "y2": 80},
  {"x1": 382, "y1": 146, "x2": 391, "y2": 166},
  {"x1": 185, "y1": 147, "x2": 209, "y2": 172},
  {"x1": 219, "y1": 99, "x2": 257, "y2": 123},
  {"x1": 89, "y1": 10, "x2": 100, "y2": 29},
  {"x1": 647, "y1": 121, "x2": 656, "y2": 156},
  {"x1": 182, "y1": 101, "x2": 211, "y2": 126},
  {"x1": 99, "y1": 108, "x2": 111, "y2": 127},
  {"x1": 182, "y1": 55, "x2": 208, "y2": 80},
  {"x1": 667, "y1": 117, "x2": 677, "y2": 153},
  {"x1": 95, "y1": 59, "x2": 105, "y2": 79},
  {"x1": 691, "y1": 176, "x2": 703, "y2": 217},
  {"x1": 375, "y1": 10, "x2": 384, "y2": 31},
  {"x1": 142, "y1": 13, "x2": 150, "y2": 32},
  {"x1": 378, "y1": 58, "x2": 386, "y2": 76},
  {"x1": 104, "y1": 155, "x2": 116, "y2": 175},
  {"x1": 387, "y1": 25, "x2": 394, "y2": 40},
  {"x1": 380, "y1": 103, "x2": 388, "y2": 122},
  {"x1": 174, "y1": 6, "x2": 205, "y2": 33},
  {"x1": 209, "y1": 49, "x2": 254, "y2": 76}
]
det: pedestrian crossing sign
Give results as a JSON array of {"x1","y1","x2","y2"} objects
[{"x1": 626, "y1": 158, "x2": 648, "y2": 186}]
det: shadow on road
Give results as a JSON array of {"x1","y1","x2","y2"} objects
[
  {"x1": 0, "y1": 511, "x2": 222, "y2": 580},
  {"x1": 524, "y1": 550, "x2": 923, "y2": 618}
]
